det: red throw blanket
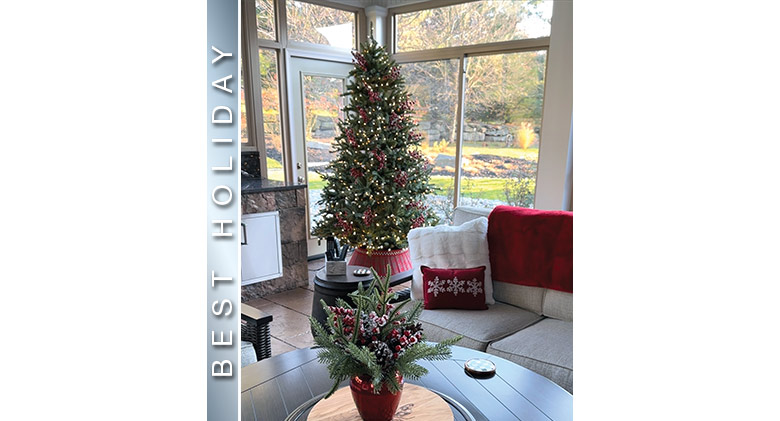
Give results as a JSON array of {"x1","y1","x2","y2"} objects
[{"x1": 487, "y1": 206, "x2": 573, "y2": 293}]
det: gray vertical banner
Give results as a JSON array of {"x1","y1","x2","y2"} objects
[{"x1": 207, "y1": 0, "x2": 240, "y2": 420}]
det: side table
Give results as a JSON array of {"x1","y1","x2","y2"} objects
[{"x1": 311, "y1": 266, "x2": 412, "y2": 333}]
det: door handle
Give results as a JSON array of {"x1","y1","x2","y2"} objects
[{"x1": 241, "y1": 222, "x2": 247, "y2": 246}]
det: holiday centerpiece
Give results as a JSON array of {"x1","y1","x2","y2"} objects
[
  {"x1": 310, "y1": 266, "x2": 461, "y2": 421},
  {"x1": 312, "y1": 36, "x2": 438, "y2": 276}
]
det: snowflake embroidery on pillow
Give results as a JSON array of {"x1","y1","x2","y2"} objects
[
  {"x1": 427, "y1": 276, "x2": 447, "y2": 297},
  {"x1": 428, "y1": 275, "x2": 480, "y2": 298},
  {"x1": 466, "y1": 278, "x2": 483, "y2": 297},
  {"x1": 446, "y1": 276, "x2": 465, "y2": 296}
]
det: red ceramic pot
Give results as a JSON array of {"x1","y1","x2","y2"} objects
[
  {"x1": 349, "y1": 374, "x2": 404, "y2": 421},
  {"x1": 348, "y1": 248, "x2": 412, "y2": 277}
]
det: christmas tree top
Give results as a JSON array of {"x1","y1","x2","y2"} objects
[{"x1": 312, "y1": 37, "x2": 438, "y2": 251}]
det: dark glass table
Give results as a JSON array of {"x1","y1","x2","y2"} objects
[
  {"x1": 241, "y1": 346, "x2": 573, "y2": 421},
  {"x1": 310, "y1": 265, "x2": 413, "y2": 332}
]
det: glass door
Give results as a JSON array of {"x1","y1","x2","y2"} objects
[{"x1": 289, "y1": 57, "x2": 353, "y2": 257}]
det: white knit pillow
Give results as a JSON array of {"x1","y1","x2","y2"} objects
[{"x1": 407, "y1": 217, "x2": 494, "y2": 305}]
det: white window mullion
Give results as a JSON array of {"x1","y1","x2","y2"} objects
[{"x1": 452, "y1": 54, "x2": 466, "y2": 209}]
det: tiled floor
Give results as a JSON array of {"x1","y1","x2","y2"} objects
[
  {"x1": 243, "y1": 258, "x2": 325, "y2": 356},
  {"x1": 244, "y1": 257, "x2": 411, "y2": 358}
]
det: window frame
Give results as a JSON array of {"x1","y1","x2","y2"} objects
[
  {"x1": 387, "y1": 0, "x2": 552, "y2": 212},
  {"x1": 284, "y1": 0, "x2": 360, "y2": 53},
  {"x1": 241, "y1": 0, "x2": 366, "y2": 183}
]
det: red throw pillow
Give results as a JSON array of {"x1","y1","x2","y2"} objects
[{"x1": 420, "y1": 266, "x2": 487, "y2": 310}]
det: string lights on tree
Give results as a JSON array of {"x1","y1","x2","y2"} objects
[{"x1": 312, "y1": 36, "x2": 438, "y2": 253}]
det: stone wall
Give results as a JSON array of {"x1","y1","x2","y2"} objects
[
  {"x1": 416, "y1": 119, "x2": 541, "y2": 148},
  {"x1": 241, "y1": 186, "x2": 308, "y2": 301}
]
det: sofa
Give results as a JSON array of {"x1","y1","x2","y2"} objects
[{"x1": 412, "y1": 206, "x2": 573, "y2": 393}]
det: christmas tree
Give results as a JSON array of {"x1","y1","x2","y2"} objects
[{"x1": 312, "y1": 37, "x2": 438, "y2": 252}]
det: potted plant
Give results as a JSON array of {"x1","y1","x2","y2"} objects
[{"x1": 310, "y1": 265, "x2": 461, "y2": 421}]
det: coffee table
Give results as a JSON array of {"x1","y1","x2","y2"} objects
[
  {"x1": 241, "y1": 345, "x2": 573, "y2": 421},
  {"x1": 310, "y1": 266, "x2": 412, "y2": 332}
]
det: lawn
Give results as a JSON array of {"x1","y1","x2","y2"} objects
[
  {"x1": 267, "y1": 157, "x2": 285, "y2": 181},
  {"x1": 302, "y1": 141, "x2": 534, "y2": 194},
  {"x1": 307, "y1": 172, "x2": 324, "y2": 189},
  {"x1": 308, "y1": 172, "x2": 510, "y2": 202},
  {"x1": 429, "y1": 176, "x2": 510, "y2": 201},
  {"x1": 422, "y1": 142, "x2": 539, "y2": 161},
  {"x1": 267, "y1": 157, "x2": 282, "y2": 168}
]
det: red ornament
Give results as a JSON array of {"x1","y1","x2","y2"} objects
[
  {"x1": 336, "y1": 214, "x2": 353, "y2": 235},
  {"x1": 411, "y1": 215, "x2": 425, "y2": 228},
  {"x1": 363, "y1": 209, "x2": 374, "y2": 226},
  {"x1": 400, "y1": 98, "x2": 416, "y2": 112},
  {"x1": 367, "y1": 86, "x2": 381, "y2": 103},
  {"x1": 390, "y1": 112, "x2": 402, "y2": 129},
  {"x1": 359, "y1": 107, "x2": 369, "y2": 123},
  {"x1": 384, "y1": 65, "x2": 400, "y2": 81},
  {"x1": 345, "y1": 128, "x2": 358, "y2": 147},
  {"x1": 352, "y1": 51, "x2": 367, "y2": 71},
  {"x1": 373, "y1": 150, "x2": 386, "y2": 170},
  {"x1": 394, "y1": 171, "x2": 408, "y2": 187},
  {"x1": 350, "y1": 167, "x2": 363, "y2": 178}
]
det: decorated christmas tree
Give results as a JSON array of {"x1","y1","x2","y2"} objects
[{"x1": 312, "y1": 37, "x2": 438, "y2": 257}]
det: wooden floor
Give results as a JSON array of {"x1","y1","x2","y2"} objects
[{"x1": 243, "y1": 256, "x2": 411, "y2": 358}]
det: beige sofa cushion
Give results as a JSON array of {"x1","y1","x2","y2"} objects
[
  {"x1": 418, "y1": 302, "x2": 542, "y2": 351},
  {"x1": 487, "y1": 318, "x2": 573, "y2": 393},
  {"x1": 542, "y1": 289, "x2": 573, "y2": 321},
  {"x1": 493, "y1": 282, "x2": 546, "y2": 315},
  {"x1": 452, "y1": 206, "x2": 491, "y2": 226}
]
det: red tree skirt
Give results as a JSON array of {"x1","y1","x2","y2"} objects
[{"x1": 348, "y1": 248, "x2": 412, "y2": 277}]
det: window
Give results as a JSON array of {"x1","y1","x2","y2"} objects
[
  {"x1": 395, "y1": 0, "x2": 553, "y2": 52},
  {"x1": 242, "y1": 0, "x2": 288, "y2": 182},
  {"x1": 400, "y1": 59, "x2": 460, "y2": 224},
  {"x1": 461, "y1": 51, "x2": 546, "y2": 209},
  {"x1": 285, "y1": 0, "x2": 356, "y2": 49},
  {"x1": 240, "y1": 61, "x2": 249, "y2": 145},
  {"x1": 393, "y1": 0, "x2": 552, "y2": 216},
  {"x1": 301, "y1": 75, "x2": 345, "y2": 231},
  {"x1": 242, "y1": 0, "x2": 362, "y2": 183},
  {"x1": 256, "y1": 0, "x2": 276, "y2": 40},
  {"x1": 258, "y1": 49, "x2": 285, "y2": 181}
]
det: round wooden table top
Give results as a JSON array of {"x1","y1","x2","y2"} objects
[
  {"x1": 241, "y1": 346, "x2": 572, "y2": 421},
  {"x1": 308, "y1": 383, "x2": 453, "y2": 421}
]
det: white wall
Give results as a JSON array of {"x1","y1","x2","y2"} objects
[{"x1": 535, "y1": 0, "x2": 573, "y2": 210}]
